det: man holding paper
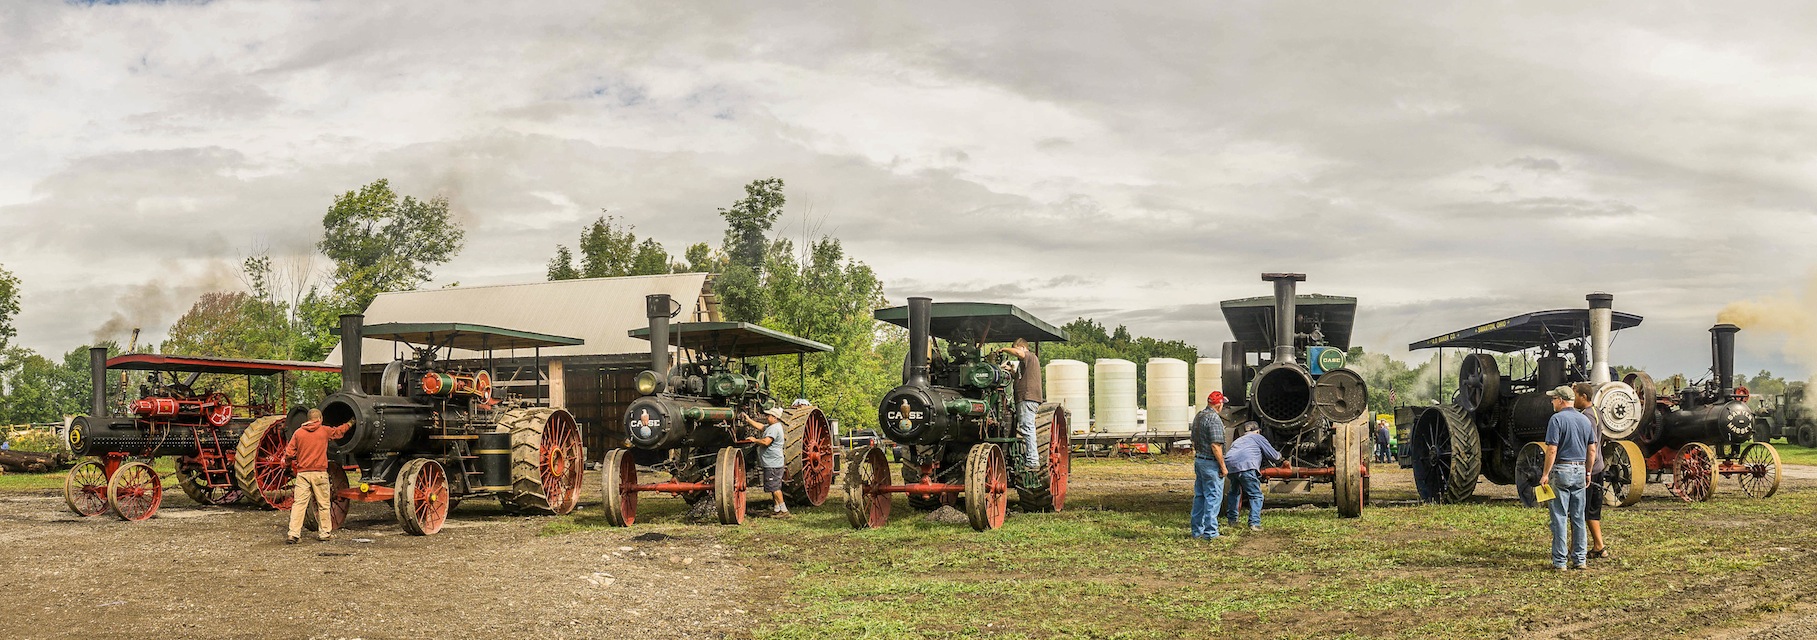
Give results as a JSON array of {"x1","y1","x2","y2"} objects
[{"x1": 1540, "y1": 385, "x2": 1598, "y2": 571}]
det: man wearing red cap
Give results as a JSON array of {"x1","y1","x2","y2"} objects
[{"x1": 1188, "y1": 392, "x2": 1230, "y2": 539}]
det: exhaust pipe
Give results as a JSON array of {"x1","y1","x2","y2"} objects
[
  {"x1": 1263, "y1": 273, "x2": 1306, "y2": 364},
  {"x1": 1711, "y1": 324, "x2": 1739, "y2": 399},
  {"x1": 339, "y1": 314, "x2": 364, "y2": 394},
  {"x1": 88, "y1": 347, "x2": 108, "y2": 417},
  {"x1": 907, "y1": 297, "x2": 932, "y2": 387},
  {"x1": 1586, "y1": 293, "x2": 1613, "y2": 384},
  {"x1": 647, "y1": 294, "x2": 672, "y2": 379}
]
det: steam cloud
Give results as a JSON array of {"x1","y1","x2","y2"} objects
[
  {"x1": 1718, "y1": 276, "x2": 1817, "y2": 409},
  {"x1": 90, "y1": 261, "x2": 242, "y2": 347}
]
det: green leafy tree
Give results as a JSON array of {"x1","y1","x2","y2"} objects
[
  {"x1": 0, "y1": 263, "x2": 19, "y2": 351},
  {"x1": 630, "y1": 238, "x2": 673, "y2": 276},
  {"x1": 0, "y1": 343, "x2": 116, "y2": 423},
  {"x1": 682, "y1": 242, "x2": 720, "y2": 273},
  {"x1": 547, "y1": 246, "x2": 580, "y2": 280},
  {"x1": 547, "y1": 215, "x2": 673, "y2": 280},
  {"x1": 1041, "y1": 319, "x2": 1198, "y2": 403},
  {"x1": 757, "y1": 236, "x2": 893, "y2": 431},
  {"x1": 714, "y1": 178, "x2": 786, "y2": 322},
  {"x1": 318, "y1": 179, "x2": 465, "y2": 313}
]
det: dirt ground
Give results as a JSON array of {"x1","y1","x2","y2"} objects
[{"x1": 2, "y1": 457, "x2": 1814, "y2": 639}]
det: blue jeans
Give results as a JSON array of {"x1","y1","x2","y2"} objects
[
  {"x1": 1018, "y1": 400, "x2": 1040, "y2": 468},
  {"x1": 1547, "y1": 463, "x2": 1589, "y2": 567},
  {"x1": 1190, "y1": 457, "x2": 1224, "y2": 539},
  {"x1": 1220, "y1": 469, "x2": 1265, "y2": 528}
]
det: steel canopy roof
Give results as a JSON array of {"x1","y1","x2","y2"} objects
[
  {"x1": 352, "y1": 322, "x2": 584, "y2": 351},
  {"x1": 1220, "y1": 294, "x2": 1358, "y2": 353},
  {"x1": 629, "y1": 322, "x2": 833, "y2": 357},
  {"x1": 873, "y1": 302, "x2": 1068, "y2": 343},
  {"x1": 1409, "y1": 309, "x2": 1644, "y2": 353},
  {"x1": 106, "y1": 354, "x2": 342, "y2": 376}
]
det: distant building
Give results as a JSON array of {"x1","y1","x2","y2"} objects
[{"x1": 326, "y1": 273, "x2": 721, "y2": 456}]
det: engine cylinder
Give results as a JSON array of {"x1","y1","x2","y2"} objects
[
  {"x1": 1509, "y1": 391, "x2": 1556, "y2": 442},
  {"x1": 1536, "y1": 357, "x2": 1567, "y2": 393}
]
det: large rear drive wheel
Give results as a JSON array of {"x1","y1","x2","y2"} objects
[
  {"x1": 1333, "y1": 419, "x2": 1366, "y2": 518},
  {"x1": 394, "y1": 458, "x2": 450, "y2": 535},
  {"x1": 963, "y1": 444, "x2": 1008, "y2": 531},
  {"x1": 782, "y1": 406, "x2": 834, "y2": 507},
  {"x1": 1410, "y1": 405, "x2": 1481, "y2": 504},
  {"x1": 499, "y1": 407, "x2": 584, "y2": 515},
  {"x1": 1602, "y1": 440, "x2": 1646, "y2": 507},
  {"x1": 715, "y1": 447, "x2": 748, "y2": 525},
  {"x1": 1673, "y1": 443, "x2": 1717, "y2": 503},
  {"x1": 63, "y1": 459, "x2": 109, "y2": 517},
  {"x1": 1735, "y1": 442, "x2": 1782, "y2": 498},
  {"x1": 107, "y1": 461, "x2": 162, "y2": 522},
  {"x1": 304, "y1": 465, "x2": 352, "y2": 533},
  {"x1": 601, "y1": 449, "x2": 637, "y2": 527},
  {"x1": 1514, "y1": 441, "x2": 1548, "y2": 508},
  {"x1": 233, "y1": 415, "x2": 294, "y2": 510},
  {"x1": 844, "y1": 446, "x2": 892, "y2": 529},
  {"x1": 1017, "y1": 403, "x2": 1070, "y2": 512}
]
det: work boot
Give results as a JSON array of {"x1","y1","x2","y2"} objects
[
  {"x1": 1250, "y1": 525, "x2": 1262, "y2": 532},
  {"x1": 286, "y1": 536, "x2": 299, "y2": 545}
]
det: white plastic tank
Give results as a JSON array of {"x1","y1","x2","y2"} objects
[
  {"x1": 1194, "y1": 357, "x2": 1222, "y2": 411},
  {"x1": 1095, "y1": 358, "x2": 1139, "y2": 434},
  {"x1": 1045, "y1": 359, "x2": 1092, "y2": 435},
  {"x1": 1146, "y1": 358, "x2": 1190, "y2": 433}
]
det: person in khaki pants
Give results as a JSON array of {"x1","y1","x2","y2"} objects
[{"x1": 285, "y1": 409, "x2": 353, "y2": 544}]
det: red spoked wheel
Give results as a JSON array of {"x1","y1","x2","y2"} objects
[
  {"x1": 234, "y1": 415, "x2": 295, "y2": 510},
  {"x1": 539, "y1": 412, "x2": 584, "y2": 515},
  {"x1": 714, "y1": 447, "x2": 748, "y2": 525},
  {"x1": 784, "y1": 407, "x2": 835, "y2": 507},
  {"x1": 601, "y1": 449, "x2": 638, "y2": 527},
  {"x1": 964, "y1": 444, "x2": 1008, "y2": 531},
  {"x1": 63, "y1": 459, "x2": 110, "y2": 517},
  {"x1": 1734, "y1": 442, "x2": 1781, "y2": 499},
  {"x1": 107, "y1": 461, "x2": 162, "y2": 522},
  {"x1": 394, "y1": 458, "x2": 450, "y2": 535},
  {"x1": 1050, "y1": 410, "x2": 1071, "y2": 511},
  {"x1": 844, "y1": 446, "x2": 892, "y2": 529},
  {"x1": 1673, "y1": 443, "x2": 1716, "y2": 503},
  {"x1": 305, "y1": 465, "x2": 352, "y2": 533}
]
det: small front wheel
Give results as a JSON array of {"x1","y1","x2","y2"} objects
[{"x1": 394, "y1": 459, "x2": 450, "y2": 535}]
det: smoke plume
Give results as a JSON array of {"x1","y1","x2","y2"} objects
[
  {"x1": 90, "y1": 261, "x2": 242, "y2": 347},
  {"x1": 1718, "y1": 275, "x2": 1817, "y2": 411}
]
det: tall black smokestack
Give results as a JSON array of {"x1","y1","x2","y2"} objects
[
  {"x1": 88, "y1": 347, "x2": 108, "y2": 417},
  {"x1": 339, "y1": 314, "x2": 364, "y2": 394},
  {"x1": 1711, "y1": 323, "x2": 1739, "y2": 398},
  {"x1": 1263, "y1": 273, "x2": 1307, "y2": 364},
  {"x1": 647, "y1": 294, "x2": 672, "y2": 384},
  {"x1": 907, "y1": 297, "x2": 932, "y2": 387}
]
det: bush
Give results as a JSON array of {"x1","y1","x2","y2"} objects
[{"x1": 2, "y1": 427, "x2": 62, "y2": 453}]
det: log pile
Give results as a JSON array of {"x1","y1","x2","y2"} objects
[{"x1": 0, "y1": 449, "x2": 72, "y2": 473}]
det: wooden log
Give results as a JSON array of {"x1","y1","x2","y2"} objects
[{"x1": 0, "y1": 449, "x2": 72, "y2": 473}]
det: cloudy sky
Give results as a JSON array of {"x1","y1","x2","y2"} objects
[{"x1": 3, "y1": 1, "x2": 1815, "y2": 381}]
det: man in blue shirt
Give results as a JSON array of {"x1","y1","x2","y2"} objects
[
  {"x1": 1541, "y1": 385, "x2": 1598, "y2": 570},
  {"x1": 1189, "y1": 392, "x2": 1229, "y2": 540},
  {"x1": 1221, "y1": 421, "x2": 1283, "y2": 531}
]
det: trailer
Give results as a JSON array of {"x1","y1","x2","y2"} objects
[
  {"x1": 599, "y1": 293, "x2": 836, "y2": 526},
  {"x1": 62, "y1": 351, "x2": 337, "y2": 521}
]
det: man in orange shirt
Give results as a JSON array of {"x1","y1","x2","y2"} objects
[{"x1": 285, "y1": 409, "x2": 353, "y2": 544}]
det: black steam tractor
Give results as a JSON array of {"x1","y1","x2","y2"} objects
[
  {"x1": 63, "y1": 351, "x2": 337, "y2": 520},
  {"x1": 845, "y1": 298, "x2": 1071, "y2": 531},
  {"x1": 301, "y1": 314, "x2": 587, "y2": 535},
  {"x1": 1217, "y1": 273, "x2": 1371, "y2": 518},
  {"x1": 1403, "y1": 294, "x2": 1648, "y2": 507},
  {"x1": 599, "y1": 293, "x2": 835, "y2": 526},
  {"x1": 1752, "y1": 382, "x2": 1817, "y2": 448},
  {"x1": 1626, "y1": 324, "x2": 1780, "y2": 502}
]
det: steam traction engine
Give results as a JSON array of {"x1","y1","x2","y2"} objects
[
  {"x1": 1628, "y1": 324, "x2": 1780, "y2": 502},
  {"x1": 63, "y1": 351, "x2": 337, "y2": 521},
  {"x1": 294, "y1": 315, "x2": 586, "y2": 536},
  {"x1": 599, "y1": 293, "x2": 835, "y2": 526},
  {"x1": 1217, "y1": 274, "x2": 1371, "y2": 518},
  {"x1": 845, "y1": 298, "x2": 1071, "y2": 531},
  {"x1": 1404, "y1": 294, "x2": 1648, "y2": 507}
]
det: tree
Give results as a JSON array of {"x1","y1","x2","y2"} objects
[
  {"x1": 1041, "y1": 319, "x2": 1198, "y2": 403},
  {"x1": 757, "y1": 236, "x2": 894, "y2": 431},
  {"x1": 0, "y1": 343, "x2": 116, "y2": 423},
  {"x1": 682, "y1": 242, "x2": 719, "y2": 273},
  {"x1": 162, "y1": 292, "x2": 287, "y2": 361},
  {"x1": 630, "y1": 238, "x2": 673, "y2": 276},
  {"x1": 547, "y1": 246, "x2": 581, "y2": 280},
  {"x1": 318, "y1": 179, "x2": 465, "y2": 313},
  {"x1": 0, "y1": 263, "x2": 19, "y2": 352},
  {"x1": 715, "y1": 178, "x2": 786, "y2": 322},
  {"x1": 546, "y1": 215, "x2": 673, "y2": 280}
]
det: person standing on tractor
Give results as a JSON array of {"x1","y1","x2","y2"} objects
[
  {"x1": 1539, "y1": 385, "x2": 1598, "y2": 570},
  {"x1": 740, "y1": 408, "x2": 791, "y2": 518},
  {"x1": 1189, "y1": 392, "x2": 1230, "y2": 540},
  {"x1": 284, "y1": 409, "x2": 352, "y2": 544},
  {"x1": 1572, "y1": 382, "x2": 1610, "y2": 561},
  {"x1": 995, "y1": 338, "x2": 1044, "y2": 469},
  {"x1": 1222, "y1": 421, "x2": 1283, "y2": 532}
]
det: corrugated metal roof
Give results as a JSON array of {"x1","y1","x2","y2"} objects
[{"x1": 326, "y1": 273, "x2": 717, "y2": 365}]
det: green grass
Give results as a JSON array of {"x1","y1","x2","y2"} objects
[
  {"x1": 536, "y1": 456, "x2": 1817, "y2": 639},
  {"x1": 1767, "y1": 442, "x2": 1817, "y2": 466},
  {"x1": 0, "y1": 458, "x2": 178, "y2": 491}
]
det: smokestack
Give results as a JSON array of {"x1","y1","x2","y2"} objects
[
  {"x1": 88, "y1": 347, "x2": 108, "y2": 417},
  {"x1": 907, "y1": 297, "x2": 932, "y2": 387},
  {"x1": 338, "y1": 314, "x2": 364, "y2": 394},
  {"x1": 1263, "y1": 273, "x2": 1307, "y2": 364},
  {"x1": 646, "y1": 294, "x2": 672, "y2": 384},
  {"x1": 1586, "y1": 293, "x2": 1613, "y2": 384},
  {"x1": 1711, "y1": 323, "x2": 1739, "y2": 398}
]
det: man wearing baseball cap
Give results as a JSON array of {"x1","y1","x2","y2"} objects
[
  {"x1": 1188, "y1": 391, "x2": 1230, "y2": 539},
  {"x1": 1540, "y1": 384, "x2": 1598, "y2": 570},
  {"x1": 740, "y1": 407, "x2": 791, "y2": 518}
]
